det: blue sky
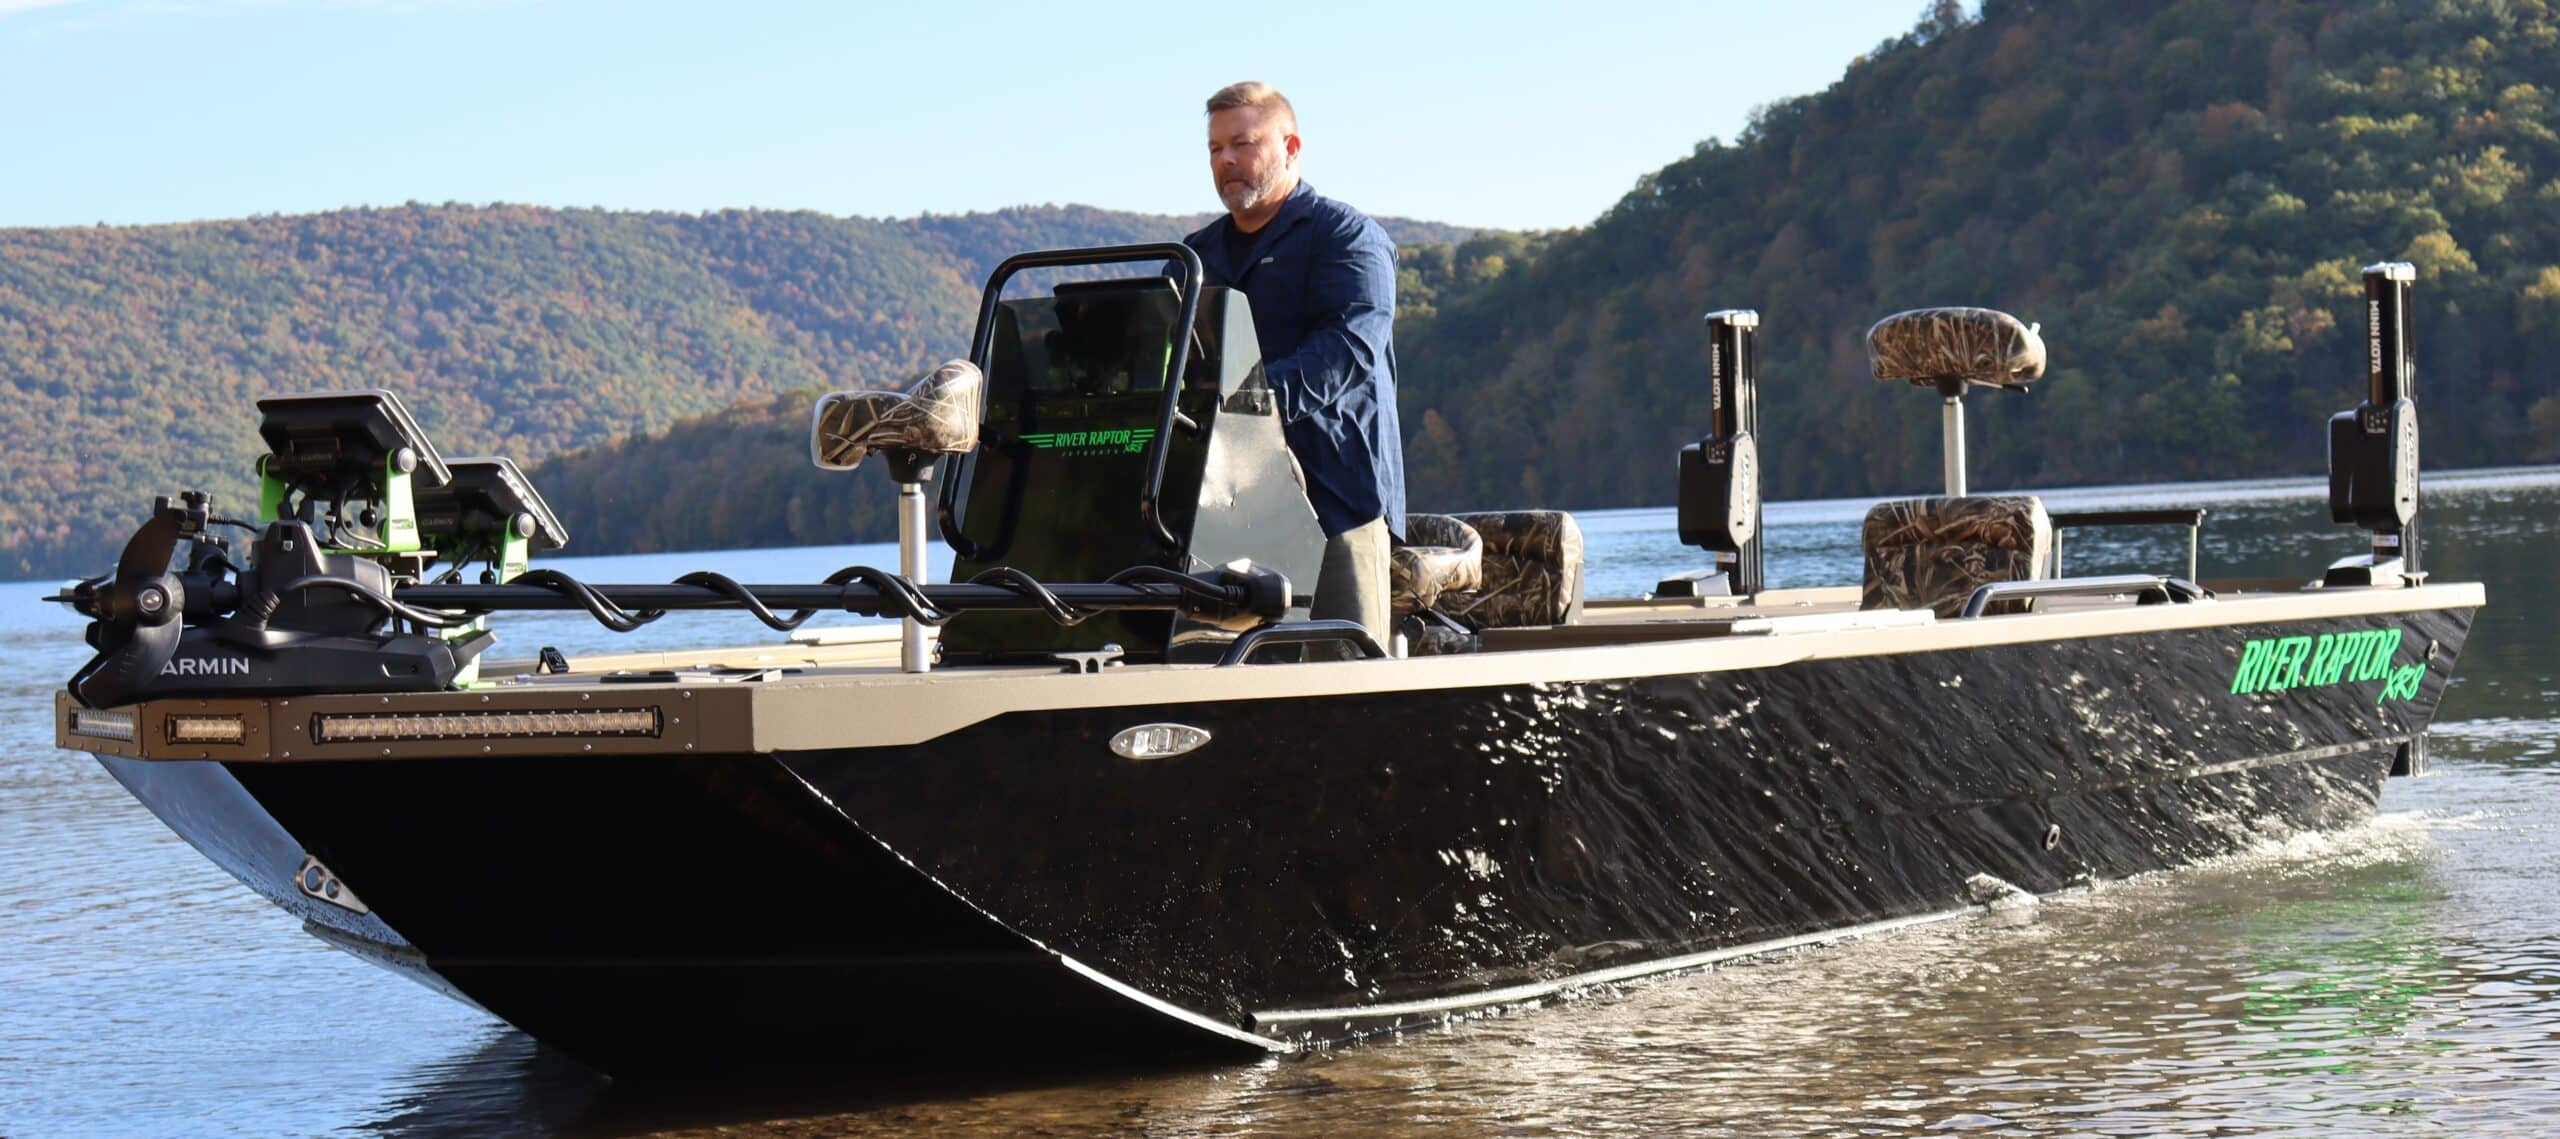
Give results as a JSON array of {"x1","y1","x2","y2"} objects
[{"x1": 0, "y1": 0, "x2": 1931, "y2": 231}]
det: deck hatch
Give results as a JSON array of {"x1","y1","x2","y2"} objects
[{"x1": 311, "y1": 706, "x2": 662, "y2": 743}]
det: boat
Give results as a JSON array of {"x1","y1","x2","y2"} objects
[{"x1": 50, "y1": 246, "x2": 2480, "y2": 1073}]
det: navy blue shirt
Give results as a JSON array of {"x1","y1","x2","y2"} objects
[{"x1": 1185, "y1": 181, "x2": 1406, "y2": 540}]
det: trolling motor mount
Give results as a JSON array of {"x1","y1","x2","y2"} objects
[
  {"x1": 60, "y1": 493, "x2": 493, "y2": 708},
  {"x1": 1667, "y1": 309, "x2": 1766, "y2": 597},
  {"x1": 2325, "y1": 262, "x2": 2423, "y2": 587}
]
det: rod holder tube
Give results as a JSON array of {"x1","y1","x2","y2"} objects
[{"x1": 898, "y1": 482, "x2": 931, "y2": 673}]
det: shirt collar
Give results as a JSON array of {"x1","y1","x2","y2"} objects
[{"x1": 1221, "y1": 180, "x2": 1317, "y2": 277}]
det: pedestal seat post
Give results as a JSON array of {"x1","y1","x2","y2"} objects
[
  {"x1": 811, "y1": 360, "x2": 988, "y2": 672},
  {"x1": 1861, "y1": 307, "x2": 2052, "y2": 616}
]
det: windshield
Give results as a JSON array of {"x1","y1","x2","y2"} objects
[{"x1": 988, "y1": 277, "x2": 1180, "y2": 398}]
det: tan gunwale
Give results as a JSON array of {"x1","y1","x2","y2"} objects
[{"x1": 67, "y1": 581, "x2": 2480, "y2": 760}]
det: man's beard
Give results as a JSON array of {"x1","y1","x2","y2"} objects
[{"x1": 1219, "y1": 167, "x2": 1286, "y2": 212}]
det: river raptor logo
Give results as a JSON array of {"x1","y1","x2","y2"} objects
[{"x1": 2230, "y1": 627, "x2": 2425, "y2": 705}]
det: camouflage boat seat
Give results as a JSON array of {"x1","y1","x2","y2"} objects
[
  {"x1": 1861, "y1": 496, "x2": 2052, "y2": 617},
  {"x1": 1390, "y1": 513, "x2": 1485, "y2": 617},
  {"x1": 1867, "y1": 307, "x2": 2047, "y2": 390},
  {"x1": 811, "y1": 359, "x2": 985, "y2": 472},
  {"x1": 1437, "y1": 510, "x2": 1586, "y2": 629}
]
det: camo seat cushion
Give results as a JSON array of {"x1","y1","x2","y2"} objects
[
  {"x1": 1868, "y1": 307, "x2": 2047, "y2": 389},
  {"x1": 1438, "y1": 510, "x2": 1585, "y2": 629},
  {"x1": 1861, "y1": 496, "x2": 2051, "y2": 617},
  {"x1": 812, "y1": 359, "x2": 985, "y2": 471},
  {"x1": 1390, "y1": 514, "x2": 1485, "y2": 616}
]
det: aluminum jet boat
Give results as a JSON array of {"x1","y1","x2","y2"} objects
[{"x1": 52, "y1": 248, "x2": 2480, "y2": 1073}]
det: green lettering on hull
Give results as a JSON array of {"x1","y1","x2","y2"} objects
[{"x1": 2229, "y1": 627, "x2": 2424, "y2": 703}]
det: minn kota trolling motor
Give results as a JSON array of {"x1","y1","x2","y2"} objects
[
  {"x1": 1660, "y1": 308, "x2": 1765, "y2": 597},
  {"x1": 2325, "y1": 262, "x2": 2425, "y2": 588},
  {"x1": 58, "y1": 387, "x2": 1289, "y2": 709}
]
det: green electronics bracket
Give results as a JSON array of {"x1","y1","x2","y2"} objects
[
  {"x1": 253, "y1": 389, "x2": 452, "y2": 554},
  {"x1": 416, "y1": 457, "x2": 569, "y2": 583}
]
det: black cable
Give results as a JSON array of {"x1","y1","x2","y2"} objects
[
  {"x1": 325, "y1": 483, "x2": 353, "y2": 549},
  {"x1": 262, "y1": 574, "x2": 478, "y2": 628},
  {"x1": 1104, "y1": 563, "x2": 1235, "y2": 609},
  {"x1": 671, "y1": 571, "x2": 825, "y2": 631},
  {"x1": 823, "y1": 565, "x2": 951, "y2": 625},
  {"x1": 433, "y1": 538, "x2": 489, "y2": 585},
  {"x1": 336, "y1": 562, "x2": 1230, "y2": 636},
  {"x1": 966, "y1": 566, "x2": 1095, "y2": 625},
  {"x1": 510, "y1": 568, "x2": 665, "y2": 632}
]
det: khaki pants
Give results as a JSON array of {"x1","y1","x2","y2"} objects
[{"x1": 1310, "y1": 516, "x2": 1391, "y2": 657}]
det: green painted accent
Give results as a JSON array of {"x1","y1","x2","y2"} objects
[
  {"x1": 256, "y1": 454, "x2": 287, "y2": 523},
  {"x1": 2230, "y1": 627, "x2": 2421, "y2": 701},
  {"x1": 376, "y1": 460, "x2": 423, "y2": 552},
  {"x1": 442, "y1": 613, "x2": 490, "y2": 688},
  {"x1": 496, "y1": 531, "x2": 531, "y2": 582},
  {"x1": 253, "y1": 454, "x2": 426, "y2": 554},
  {"x1": 2378, "y1": 662, "x2": 2427, "y2": 705}
]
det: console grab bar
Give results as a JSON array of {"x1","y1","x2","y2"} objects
[
  {"x1": 1216, "y1": 620, "x2": 1389, "y2": 666},
  {"x1": 1960, "y1": 575, "x2": 2211, "y2": 619}
]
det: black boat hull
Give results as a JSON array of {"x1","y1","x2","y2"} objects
[{"x1": 85, "y1": 602, "x2": 2474, "y2": 1072}]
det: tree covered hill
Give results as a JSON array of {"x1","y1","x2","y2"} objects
[
  {"x1": 1399, "y1": 0, "x2": 2560, "y2": 512},
  {"x1": 0, "y1": 203, "x2": 1478, "y2": 578},
  {"x1": 524, "y1": 233, "x2": 1543, "y2": 560},
  {"x1": 20, "y1": 0, "x2": 2560, "y2": 578},
  {"x1": 501, "y1": 0, "x2": 2560, "y2": 566}
]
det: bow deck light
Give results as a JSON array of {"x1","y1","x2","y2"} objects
[{"x1": 313, "y1": 707, "x2": 661, "y2": 744}]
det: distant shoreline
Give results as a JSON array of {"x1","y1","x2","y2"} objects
[{"x1": 15, "y1": 463, "x2": 2551, "y2": 588}]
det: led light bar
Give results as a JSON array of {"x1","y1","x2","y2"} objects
[
  {"x1": 69, "y1": 709, "x2": 137, "y2": 742},
  {"x1": 313, "y1": 707, "x2": 661, "y2": 744},
  {"x1": 166, "y1": 715, "x2": 248, "y2": 745}
]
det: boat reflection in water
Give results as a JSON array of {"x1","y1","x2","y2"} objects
[{"x1": 50, "y1": 249, "x2": 2482, "y2": 1076}]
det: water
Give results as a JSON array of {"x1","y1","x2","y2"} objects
[{"x1": 2, "y1": 470, "x2": 2554, "y2": 1137}]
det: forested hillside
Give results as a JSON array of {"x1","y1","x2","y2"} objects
[
  {"x1": 527, "y1": 233, "x2": 1541, "y2": 556},
  {"x1": 1398, "y1": 0, "x2": 2560, "y2": 511},
  {"x1": 0, "y1": 204, "x2": 1476, "y2": 578},
  {"x1": 16, "y1": 0, "x2": 2560, "y2": 576},
  {"x1": 499, "y1": 0, "x2": 2560, "y2": 563}
]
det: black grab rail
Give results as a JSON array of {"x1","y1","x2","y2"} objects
[
  {"x1": 939, "y1": 243, "x2": 1206, "y2": 560},
  {"x1": 2047, "y1": 507, "x2": 2210, "y2": 582},
  {"x1": 1960, "y1": 574, "x2": 2212, "y2": 619},
  {"x1": 1215, "y1": 620, "x2": 1389, "y2": 666}
]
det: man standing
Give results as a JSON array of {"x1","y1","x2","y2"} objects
[{"x1": 1187, "y1": 81, "x2": 1405, "y2": 645}]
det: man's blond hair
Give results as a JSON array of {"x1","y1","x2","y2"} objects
[{"x1": 1205, "y1": 81, "x2": 1297, "y2": 133}]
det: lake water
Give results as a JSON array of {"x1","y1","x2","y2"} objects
[{"x1": 3, "y1": 470, "x2": 2555, "y2": 1137}]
